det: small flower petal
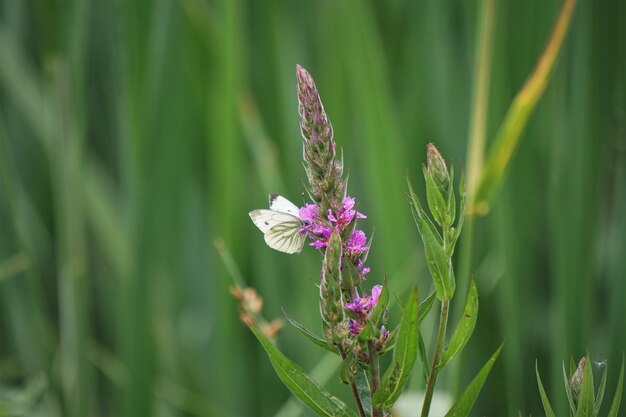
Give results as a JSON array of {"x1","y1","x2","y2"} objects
[{"x1": 299, "y1": 204, "x2": 318, "y2": 222}]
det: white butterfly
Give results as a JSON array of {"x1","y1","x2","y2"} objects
[{"x1": 249, "y1": 194, "x2": 306, "y2": 254}]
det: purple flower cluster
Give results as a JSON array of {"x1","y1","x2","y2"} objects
[
  {"x1": 299, "y1": 196, "x2": 369, "y2": 266},
  {"x1": 345, "y1": 285, "x2": 388, "y2": 337},
  {"x1": 299, "y1": 195, "x2": 389, "y2": 338}
]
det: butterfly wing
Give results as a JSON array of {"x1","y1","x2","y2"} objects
[
  {"x1": 249, "y1": 209, "x2": 295, "y2": 233},
  {"x1": 265, "y1": 221, "x2": 306, "y2": 254},
  {"x1": 249, "y1": 209, "x2": 305, "y2": 254},
  {"x1": 250, "y1": 196, "x2": 305, "y2": 254},
  {"x1": 269, "y1": 194, "x2": 301, "y2": 217}
]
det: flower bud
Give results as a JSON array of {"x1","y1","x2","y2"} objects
[
  {"x1": 319, "y1": 231, "x2": 346, "y2": 344},
  {"x1": 297, "y1": 65, "x2": 346, "y2": 214},
  {"x1": 427, "y1": 143, "x2": 450, "y2": 196},
  {"x1": 570, "y1": 357, "x2": 586, "y2": 406}
]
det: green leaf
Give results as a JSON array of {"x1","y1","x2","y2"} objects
[
  {"x1": 417, "y1": 330, "x2": 430, "y2": 386},
  {"x1": 607, "y1": 353, "x2": 624, "y2": 417},
  {"x1": 373, "y1": 286, "x2": 419, "y2": 408},
  {"x1": 418, "y1": 291, "x2": 436, "y2": 324},
  {"x1": 536, "y1": 361, "x2": 556, "y2": 417},
  {"x1": 423, "y1": 165, "x2": 447, "y2": 226},
  {"x1": 282, "y1": 309, "x2": 336, "y2": 353},
  {"x1": 438, "y1": 280, "x2": 479, "y2": 370},
  {"x1": 563, "y1": 361, "x2": 576, "y2": 417},
  {"x1": 448, "y1": 173, "x2": 466, "y2": 257},
  {"x1": 248, "y1": 325, "x2": 359, "y2": 417},
  {"x1": 594, "y1": 363, "x2": 608, "y2": 417},
  {"x1": 445, "y1": 342, "x2": 504, "y2": 417},
  {"x1": 407, "y1": 177, "x2": 454, "y2": 300},
  {"x1": 575, "y1": 355, "x2": 595, "y2": 417},
  {"x1": 354, "y1": 368, "x2": 373, "y2": 417}
]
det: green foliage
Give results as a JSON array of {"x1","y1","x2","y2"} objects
[
  {"x1": 536, "y1": 361, "x2": 556, "y2": 417},
  {"x1": 607, "y1": 355, "x2": 624, "y2": 417},
  {"x1": 444, "y1": 342, "x2": 504, "y2": 417},
  {"x1": 438, "y1": 280, "x2": 479, "y2": 370},
  {"x1": 249, "y1": 325, "x2": 358, "y2": 417},
  {"x1": 537, "y1": 354, "x2": 625, "y2": 417},
  {"x1": 0, "y1": 1, "x2": 623, "y2": 416},
  {"x1": 283, "y1": 309, "x2": 336, "y2": 353},
  {"x1": 407, "y1": 177, "x2": 455, "y2": 301},
  {"x1": 373, "y1": 287, "x2": 419, "y2": 409}
]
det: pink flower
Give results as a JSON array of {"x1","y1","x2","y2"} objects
[
  {"x1": 345, "y1": 285, "x2": 383, "y2": 317},
  {"x1": 345, "y1": 285, "x2": 385, "y2": 336},
  {"x1": 347, "y1": 230, "x2": 368, "y2": 253},
  {"x1": 299, "y1": 203, "x2": 318, "y2": 222}
]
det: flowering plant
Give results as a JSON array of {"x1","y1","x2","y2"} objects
[{"x1": 236, "y1": 65, "x2": 505, "y2": 417}]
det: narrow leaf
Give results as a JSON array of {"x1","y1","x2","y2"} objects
[
  {"x1": 417, "y1": 330, "x2": 430, "y2": 386},
  {"x1": 438, "y1": 280, "x2": 479, "y2": 370},
  {"x1": 423, "y1": 165, "x2": 447, "y2": 226},
  {"x1": 594, "y1": 363, "x2": 608, "y2": 417},
  {"x1": 575, "y1": 354, "x2": 595, "y2": 417},
  {"x1": 471, "y1": 0, "x2": 577, "y2": 214},
  {"x1": 418, "y1": 291, "x2": 436, "y2": 324},
  {"x1": 407, "y1": 178, "x2": 454, "y2": 300},
  {"x1": 536, "y1": 361, "x2": 556, "y2": 417},
  {"x1": 283, "y1": 309, "x2": 336, "y2": 353},
  {"x1": 607, "y1": 354, "x2": 624, "y2": 417},
  {"x1": 373, "y1": 286, "x2": 419, "y2": 408},
  {"x1": 563, "y1": 361, "x2": 576, "y2": 416},
  {"x1": 354, "y1": 369, "x2": 373, "y2": 417},
  {"x1": 445, "y1": 342, "x2": 504, "y2": 417},
  {"x1": 248, "y1": 325, "x2": 358, "y2": 417}
]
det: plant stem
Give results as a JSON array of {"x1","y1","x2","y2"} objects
[
  {"x1": 421, "y1": 299, "x2": 450, "y2": 417},
  {"x1": 368, "y1": 340, "x2": 381, "y2": 417},
  {"x1": 339, "y1": 348, "x2": 367, "y2": 417}
]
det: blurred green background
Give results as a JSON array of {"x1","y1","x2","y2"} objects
[{"x1": 0, "y1": 1, "x2": 624, "y2": 416}]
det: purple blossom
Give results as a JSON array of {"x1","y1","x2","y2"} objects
[
  {"x1": 345, "y1": 285, "x2": 383, "y2": 317},
  {"x1": 347, "y1": 230, "x2": 368, "y2": 253},
  {"x1": 380, "y1": 325, "x2": 389, "y2": 341},
  {"x1": 299, "y1": 203, "x2": 318, "y2": 222},
  {"x1": 348, "y1": 319, "x2": 363, "y2": 336},
  {"x1": 358, "y1": 259, "x2": 371, "y2": 276},
  {"x1": 345, "y1": 285, "x2": 385, "y2": 336},
  {"x1": 370, "y1": 285, "x2": 382, "y2": 306}
]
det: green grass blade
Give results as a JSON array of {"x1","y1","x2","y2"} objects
[
  {"x1": 607, "y1": 354, "x2": 624, "y2": 417},
  {"x1": 563, "y1": 361, "x2": 576, "y2": 416},
  {"x1": 594, "y1": 363, "x2": 608, "y2": 416},
  {"x1": 445, "y1": 342, "x2": 504, "y2": 417},
  {"x1": 536, "y1": 361, "x2": 556, "y2": 417},
  {"x1": 471, "y1": 0, "x2": 577, "y2": 214}
]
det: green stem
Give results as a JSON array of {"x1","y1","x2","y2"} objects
[
  {"x1": 421, "y1": 300, "x2": 450, "y2": 417},
  {"x1": 368, "y1": 341, "x2": 381, "y2": 417},
  {"x1": 339, "y1": 348, "x2": 367, "y2": 417},
  {"x1": 448, "y1": 0, "x2": 495, "y2": 397},
  {"x1": 466, "y1": 0, "x2": 496, "y2": 199}
]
